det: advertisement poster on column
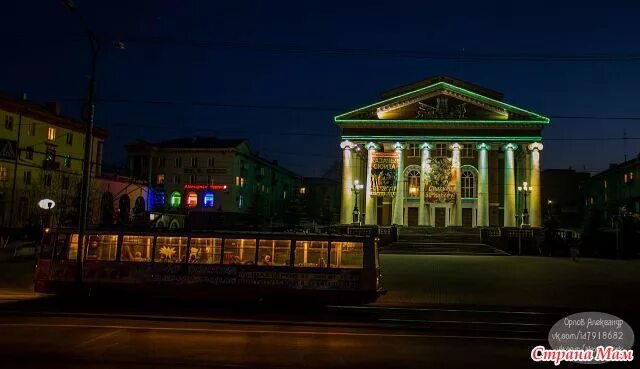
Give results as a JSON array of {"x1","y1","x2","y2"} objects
[
  {"x1": 425, "y1": 157, "x2": 457, "y2": 203},
  {"x1": 370, "y1": 152, "x2": 399, "y2": 196}
]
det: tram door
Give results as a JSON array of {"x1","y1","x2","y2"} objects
[{"x1": 434, "y1": 207, "x2": 446, "y2": 227}]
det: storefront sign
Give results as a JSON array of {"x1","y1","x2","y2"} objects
[
  {"x1": 184, "y1": 184, "x2": 227, "y2": 191},
  {"x1": 425, "y1": 157, "x2": 457, "y2": 203},
  {"x1": 370, "y1": 152, "x2": 399, "y2": 196}
]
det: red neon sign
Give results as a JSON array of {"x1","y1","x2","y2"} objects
[{"x1": 183, "y1": 184, "x2": 228, "y2": 190}]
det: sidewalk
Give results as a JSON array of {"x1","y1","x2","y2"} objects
[{"x1": 378, "y1": 254, "x2": 640, "y2": 312}]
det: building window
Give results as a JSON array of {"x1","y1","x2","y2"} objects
[
  {"x1": 170, "y1": 191, "x2": 181, "y2": 207},
  {"x1": 186, "y1": 192, "x2": 198, "y2": 208},
  {"x1": 25, "y1": 146, "x2": 34, "y2": 160},
  {"x1": 236, "y1": 176, "x2": 245, "y2": 187},
  {"x1": 624, "y1": 171, "x2": 634, "y2": 183},
  {"x1": 191, "y1": 157, "x2": 198, "y2": 168},
  {"x1": 208, "y1": 158, "x2": 214, "y2": 167},
  {"x1": 203, "y1": 192, "x2": 214, "y2": 207},
  {"x1": 157, "y1": 174, "x2": 165, "y2": 185},
  {"x1": 190, "y1": 175, "x2": 196, "y2": 184},
  {"x1": 63, "y1": 154, "x2": 71, "y2": 168},
  {"x1": 604, "y1": 180, "x2": 607, "y2": 189},
  {"x1": 4, "y1": 115, "x2": 14, "y2": 130},
  {"x1": 405, "y1": 169, "x2": 420, "y2": 197},
  {"x1": 461, "y1": 170, "x2": 476, "y2": 198},
  {"x1": 433, "y1": 143, "x2": 448, "y2": 157},
  {"x1": 23, "y1": 171, "x2": 31, "y2": 184},
  {"x1": 408, "y1": 143, "x2": 420, "y2": 157},
  {"x1": 43, "y1": 172, "x2": 53, "y2": 187},
  {"x1": 238, "y1": 195, "x2": 244, "y2": 209},
  {"x1": 461, "y1": 144, "x2": 475, "y2": 158},
  {"x1": 62, "y1": 176, "x2": 70, "y2": 190},
  {"x1": 260, "y1": 167, "x2": 266, "y2": 176},
  {"x1": 66, "y1": 132, "x2": 73, "y2": 145},
  {"x1": 45, "y1": 146, "x2": 56, "y2": 162},
  {"x1": 175, "y1": 158, "x2": 182, "y2": 168},
  {"x1": 159, "y1": 158, "x2": 166, "y2": 169},
  {"x1": 173, "y1": 175, "x2": 181, "y2": 184},
  {"x1": 47, "y1": 127, "x2": 56, "y2": 141},
  {"x1": 299, "y1": 187, "x2": 306, "y2": 195},
  {"x1": 0, "y1": 166, "x2": 8, "y2": 182},
  {"x1": 27, "y1": 122, "x2": 36, "y2": 136}
]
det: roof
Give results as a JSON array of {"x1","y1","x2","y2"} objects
[
  {"x1": 0, "y1": 93, "x2": 109, "y2": 138},
  {"x1": 153, "y1": 137, "x2": 247, "y2": 149},
  {"x1": 381, "y1": 75, "x2": 504, "y2": 101}
]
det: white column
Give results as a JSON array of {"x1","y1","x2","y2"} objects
[
  {"x1": 391, "y1": 142, "x2": 405, "y2": 225},
  {"x1": 364, "y1": 142, "x2": 379, "y2": 225},
  {"x1": 450, "y1": 143, "x2": 462, "y2": 226},
  {"x1": 503, "y1": 143, "x2": 518, "y2": 227},
  {"x1": 528, "y1": 142, "x2": 543, "y2": 227},
  {"x1": 418, "y1": 143, "x2": 432, "y2": 226},
  {"x1": 476, "y1": 143, "x2": 490, "y2": 227},
  {"x1": 340, "y1": 140, "x2": 355, "y2": 224}
]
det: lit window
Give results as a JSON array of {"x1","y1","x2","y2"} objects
[
  {"x1": 299, "y1": 187, "x2": 306, "y2": 195},
  {"x1": 238, "y1": 195, "x2": 244, "y2": 209},
  {"x1": 155, "y1": 236, "x2": 188, "y2": 263},
  {"x1": 203, "y1": 192, "x2": 214, "y2": 207},
  {"x1": 258, "y1": 240, "x2": 291, "y2": 266},
  {"x1": 170, "y1": 191, "x2": 181, "y2": 207},
  {"x1": 462, "y1": 170, "x2": 476, "y2": 198},
  {"x1": 330, "y1": 242, "x2": 364, "y2": 268},
  {"x1": 408, "y1": 143, "x2": 419, "y2": 157},
  {"x1": 405, "y1": 169, "x2": 420, "y2": 197},
  {"x1": 0, "y1": 166, "x2": 8, "y2": 182},
  {"x1": 47, "y1": 127, "x2": 56, "y2": 141},
  {"x1": 189, "y1": 238, "x2": 222, "y2": 264},
  {"x1": 294, "y1": 241, "x2": 328, "y2": 267},
  {"x1": 186, "y1": 191, "x2": 198, "y2": 207},
  {"x1": 157, "y1": 174, "x2": 165, "y2": 185},
  {"x1": 121, "y1": 236, "x2": 153, "y2": 262},
  {"x1": 86, "y1": 235, "x2": 118, "y2": 261},
  {"x1": 223, "y1": 238, "x2": 257, "y2": 265}
]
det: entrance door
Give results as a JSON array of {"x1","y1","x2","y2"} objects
[
  {"x1": 462, "y1": 208, "x2": 473, "y2": 228},
  {"x1": 434, "y1": 207, "x2": 446, "y2": 227},
  {"x1": 407, "y1": 207, "x2": 418, "y2": 226}
]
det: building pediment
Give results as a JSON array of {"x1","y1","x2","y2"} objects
[{"x1": 335, "y1": 81, "x2": 549, "y2": 125}]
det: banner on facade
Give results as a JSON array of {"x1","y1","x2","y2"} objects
[
  {"x1": 425, "y1": 157, "x2": 457, "y2": 203},
  {"x1": 370, "y1": 152, "x2": 399, "y2": 197}
]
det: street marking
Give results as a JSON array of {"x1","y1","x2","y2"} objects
[{"x1": 0, "y1": 323, "x2": 544, "y2": 342}]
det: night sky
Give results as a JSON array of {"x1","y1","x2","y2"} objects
[{"x1": 2, "y1": 0, "x2": 640, "y2": 177}]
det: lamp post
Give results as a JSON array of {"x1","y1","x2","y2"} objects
[
  {"x1": 60, "y1": 0, "x2": 125, "y2": 283},
  {"x1": 517, "y1": 181, "x2": 532, "y2": 228},
  {"x1": 352, "y1": 180, "x2": 364, "y2": 225}
]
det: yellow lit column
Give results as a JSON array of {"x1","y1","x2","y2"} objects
[
  {"x1": 528, "y1": 142, "x2": 544, "y2": 227},
  {"x1": 503, "y1": 143, "x2": 518, "y2": 227},
  {"x1": 450, "y1": 143, "x2": 462, "y2": 226},
  {"x1": 364, "y1": 142, "x2": 380, "y2": 225},
  {"x1": 418, "y1": 143, "x2": 432, "y2": 226},
  {"x1": 476, "y1": 143, "x2": 491, "y2": 227},
  {"x1": 340, "y1": 140, "x2": 355, "y2": 224},
  {"x1": 392, "y1": 142, "x2": 405, "y2": 225}
]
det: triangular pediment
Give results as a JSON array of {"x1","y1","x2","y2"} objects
[{"x1": 335, "y1": 81, "x2": 548, "y2": 124}]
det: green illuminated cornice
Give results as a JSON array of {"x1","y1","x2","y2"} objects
[
  {"x1": 340, "y1": 135, "x2": 542, "y2": 142},
  {"x1": 334, "y1": 81, "x2": 549, "y2": 124}
]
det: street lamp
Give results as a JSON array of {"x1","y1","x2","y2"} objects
[
  {"x1": 517, "y1": 181, "x2": 532, "y2": 228},
  {"x1": 352, "y1": 180, "x2": 364, "y2": 225},
  {"x1": 60, "y1": 0, "x2": 125, "y2": 283}
]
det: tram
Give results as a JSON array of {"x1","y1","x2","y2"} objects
[{"x1": 34, "y1": 230, "x2": 384, "y2": 304}]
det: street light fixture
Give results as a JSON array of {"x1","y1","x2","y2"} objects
[
  {"x1": 60, "y1": 0, "x2": 125, "y2": 283},
  {"x1": 517, "y1": 181, "x2": 532, "y2": 228},
  {"x1": 352, "y1": 180, "x2": 364, "y2": 225}
]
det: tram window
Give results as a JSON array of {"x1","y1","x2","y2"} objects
[
  {"x1": 330, "y1": 242, "x2": 364, "y2": 268},
  {"x1": 223, "y1": 239, "x2": 256, "y2": 265},
  {"x1": 155, "y1": 236, "x2": 188, "y2": 263},
  {"x1": 68, "y1": 234, "x2": 79, "y2": 260},
  {"x1": 121, "y1": 236, "x2": 153, "y2": 262},
  {"x1": 294, "y1": 241, "x2": 328, "y2": 268},
  {"x1": 258, "y1": 240, "x2": 291, "y2": 266},
  {"x1": 189, "y1": 238, "x2": 222, "y2": 264},
  {"x1": 86, "y1": 235, "x2": 118, "y2": 261}
]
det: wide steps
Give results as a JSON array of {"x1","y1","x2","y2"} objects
[{"x1": 382, "y1": 241, "x2": 509, "y2": 256}]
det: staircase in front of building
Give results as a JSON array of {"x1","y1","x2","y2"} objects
[{"x1": 382, "y1": 227, "x2": 509, "y2": 256}]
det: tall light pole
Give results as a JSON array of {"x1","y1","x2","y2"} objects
[
  {"x1": 352, "y1": 180, "x2": 364, "y2": 225},
  {"x1": 60, "y1": 0, "x2": 124, "y2": 283},
  {"x1": 517, "y1": 181, "x2": 532, "y2": 228}
]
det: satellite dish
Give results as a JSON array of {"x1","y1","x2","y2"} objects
[{"x1": 38, "y1": 199, "x2": 56, "y2": 210}]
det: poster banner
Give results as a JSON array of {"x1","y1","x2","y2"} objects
[
  {"x1": 370, "y1": 152, "x2": 399, "y2": 197},
  {"x1": 425, "y1": 157, "x2": 457, "y2": 203}
]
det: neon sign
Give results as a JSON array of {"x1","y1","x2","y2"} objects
[{"x1": 183, "y1": 184, "x2": 228, "y2": 191}]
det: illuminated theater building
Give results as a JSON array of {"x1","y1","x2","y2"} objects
[
  {"x1": 336, "y1": 76, "x2": 549, "y2": 228},
  {"x1": 126, "y1": 137, "x2": 300, "y2": 225}
]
